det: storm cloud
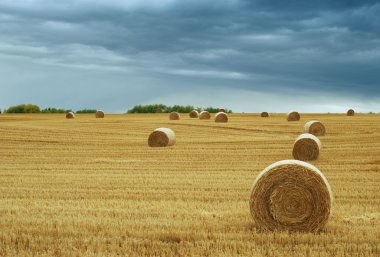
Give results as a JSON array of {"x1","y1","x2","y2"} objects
[{"x1": 0, "y1": 0, "x2": 379, "y2": 112}]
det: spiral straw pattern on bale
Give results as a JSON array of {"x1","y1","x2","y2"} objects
[
  {"x1": 66, "y1": 112, "x2": 75, "y2": 119},
  {"x1": 293, "y1": 133, "x2": 321, "y2": 161},
  {"x1": 169, "y1": 112, "x2": 180, "y2": 120},
  {"x1": 95, "y1": 110, "x2": 105, "y2": 118},
  {"x1": 189, "y1": 110, "x2": 199, "y2": 118},
  {"x1": 250, "y1": 160, "x2": 333, "y2": 232},
  {"x1": 347, "y1": 109, "x2": 355, "y2": 116},
  {"x1": 287, "y1": 111, "x2": 300, "y2": 121},
  {"x1": 215, "y1": 112, "x2": 228, "y2": 123},
  {"x1": 304, "y1": 120, "x2": 325, "y2": 136},
  {"x1": 148, "y1": 128, "x2": 176, "y2": 147},
  {"x1": 261, "y1": 112, "x2": 269, "y2": 118},
  {"x1": 199, "y1": 111, "x2": 211, "y2": 120}
]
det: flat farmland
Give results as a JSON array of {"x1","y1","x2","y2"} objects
[{"x1": 0, "y1": 113, "x2": 379, "y2": 257}]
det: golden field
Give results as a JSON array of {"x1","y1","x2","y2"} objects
[{"x1": 0, "y1": 113, "x2": 379, "y2": 257}]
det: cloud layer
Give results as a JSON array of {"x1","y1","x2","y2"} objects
[{"x1": 0, "y1": 0, "x2": 379, "y2": 112}]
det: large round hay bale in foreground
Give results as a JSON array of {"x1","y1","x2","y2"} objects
[
  {"x1": 250, "y1": 160, "x2": 333, "y2": 232},
  {"x1": 148, "y1": 128, "x2": 176, "y2": 147},
  {"x1": 293, "y1": 133, "x2": 321, "y2": 161},
  {"x1": 287, "y1": 111, "x2": 300, "y2": 121},
  {"x1": 261, "y1": 112, "x2": 269, "y2": 117},
  {"x1": 189, "y1": 110, "x2": 199, "y2": 118},
  {"x1": 199, "y1": 111, "x2": 211, "y2": 120},
  {"x1": 66, "y1": 112, "x2": 75, "y2": 119},
  {"x1": 304, "y1": 120, "x2": 325, "y2": 136},
  {"x1": 169, "y1": 112, "x2": 180, "y2": 120},
  {"x1": 215, "y1": 112, "x2": 228, "y2": 123},
  {"x1": 347, "y1": 109, "x2": 355, "y2": 116},
  {"x1": 95, "y1": 110, "x2": 105, "y2": 118}
]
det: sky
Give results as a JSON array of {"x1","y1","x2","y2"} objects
[{"x1": 0, "y1": 0, "x2": 379, "y2": 113}]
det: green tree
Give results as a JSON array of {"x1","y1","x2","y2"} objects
[
  {"x1": 6, "y1": 104, "x2": 40, "y2": 113},
  {"x1": 41, "y1": 108, "x2": 73, "y2": 113},
  {"x1": 76, "y1": 109, "x2": 97, "y2": 114}
]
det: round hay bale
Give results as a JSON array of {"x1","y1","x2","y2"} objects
[
  {"x1": 261, "y1": 112, "x2": 269, "y2": 118},
  {"x1": 215, "y1": 112, "x2": 228, "y2": 123},
  {"x1": 250, "y1": 160, "x2": 333, "y2": 232},
  {"x1": 347, "y1": 109, "x2": 355, "y2": 116},
  {"x1": 293, "y1": 133, "x2": 321, "y2": 161},
  {"x1": 169, "y1": 112, "x2": 180, "y2": 120},
  {"x1": 95, "y1": 110, "x2": 105, "y2": 118},
  {"x1": 287, "y1": 111, "x2": 300, "y2": 121},
  {"x1": 148, "y1": 128, "x2": 176, "y2": 147},
  {"x1": 304, "y1": 120, "x2": 325, "y2": 136},
  {"x1": 66, "y1": 112, "x2": 75, "y2": 119},
  {"x1": 199, "y1": 111, "x2": 211, "y2": 120},
  {"x1": 218, "y1": 108, "x2": 226, "y2": 113},
  {"x1": 189, "y1": 110, "x2": 199, "y2": 118}
]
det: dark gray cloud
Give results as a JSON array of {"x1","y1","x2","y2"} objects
[{"x1": 0, "y1": 0, "x2": 379, "y2": 112}]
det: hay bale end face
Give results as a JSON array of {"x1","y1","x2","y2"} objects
[
  {"x1": 347, "y1": 109, "x2": 355, "y2": 116},
  {"x1": 189, "y1": 110, "x2": 199, "y2": 118},
  {"x1": 95, "y1": 110, "x2": 105, "y2": 118},
  {"x1": 293, "y1": 133, "x2": 321, "y2": 161},
  {"x1": 287, "y1": 111, "x2": 300, "y2": 121},
  {"x1": 218, "y1": 108, "x2": 226, "y2": 113},
  {"x1": 169, "y1": 112, "x2": 180, "y2": 120},
  {"x1": 66, "y1": 112, "x2": 75, "y2": 119},
  {"x1": 215, "y1": 112, "x2": 228, "y2": 123},
  {"x1": 199, "y1": 111, "x2": 211, "y2": 120},
  {"x1": 304, "y1": 120, "x2": 325, "y2": 136},
  {"x1": 250, "y1": 160, "x2": 333, "y2": 232},
  {"x1": 261, "y1": 112, "x2": 269, "y2": 117},
  {"x1": 148, "y1": 128, "x2": 176, "y2": 147}
]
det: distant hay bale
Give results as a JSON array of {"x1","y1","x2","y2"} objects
[
  {"x1": 347, "y1": 109, "x2": 355, "y2": 116},
  {"x1": 148, "y1": 128, "x2": 176, "y2": 147},
  {"x1": 66, "y1": 112, "x2": 75, "y2": 119},
  {"x1": 189, "y1": 110, "x2": 199, "y2": 118},
  {"x1": 293, "y1": 133, "x2": 321, "y2": 161},
  {"x1": 304, "y1": 120, "x2": 325, "y2": 136},
  {"x1": 261, "y1": 112, "x2": 269, "y2": 117},
  {"x1": 169, "y1": 112, "x2": 180, "y2": 120},
  {"x1": 95, "y1": 110, "x2": 105, "y2": 118},
  {"x1": 215, "y1": 112, "x2": 228, "y2": 123},
  {"x1": 249, "y1": 160, "x2": 333, "y2": 232},
  {"x1": 199, "y1": 111, "x2": 211, "y2": 120},
  {"x1": 218, "y1": 108, "x2": 226, "y2": 113},
  {"x1": 287, "y1": 111, "x2": 300, "y2": 121}
]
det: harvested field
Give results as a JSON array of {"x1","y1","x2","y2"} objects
[{"x1": 0, "y1": 113, "x2": 379, "y2": 257}]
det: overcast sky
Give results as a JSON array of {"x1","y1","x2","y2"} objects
[{"x1": 0, "y1": 0, "x2": 379, "y2": 113}]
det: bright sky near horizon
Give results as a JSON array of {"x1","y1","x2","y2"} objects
[{"x1": 0, "y1": 0, "x2": 379, "y2": 113}]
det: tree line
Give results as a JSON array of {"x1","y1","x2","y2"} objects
[
  {"x1": 2, "y1": 104, "x2": 96, "y2": 114},
  {"x1": 1, "y1": 104, "x2": 233, "y2": 114},
  {"x1": 127, "y1": 104, "x2": 232, "y2": 113}
]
